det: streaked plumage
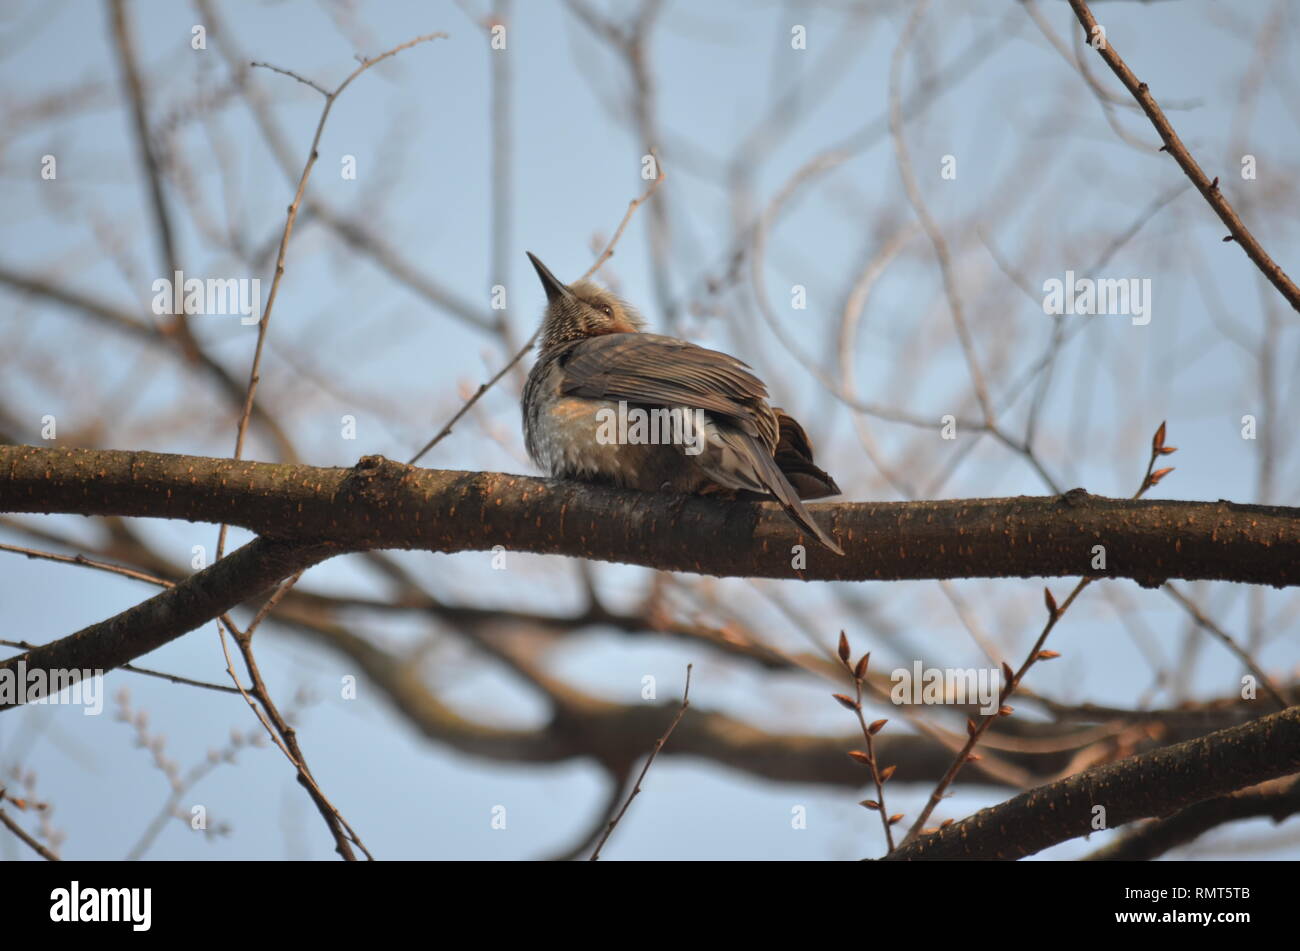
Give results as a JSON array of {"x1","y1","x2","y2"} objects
[{"x1": 522, "y1": 252, "x2": 843, "y2": 555}]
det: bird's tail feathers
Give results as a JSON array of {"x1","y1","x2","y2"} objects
[
  {"x1": 746, "y1": 440, "x2": 844, "y2": 556},
  {"x1": 771, "y1": 409, "x2": 841, "y2": 500},
  {"x1": 697, "y1": 419, "x2": 844, "y2": 556}
]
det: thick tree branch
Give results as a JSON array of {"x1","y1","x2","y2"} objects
[
  {"x1": 1083, "y1": 775, "x2": 1300, "y2": 860},
  {"x1": 1, "y1": 538, "x2": 1208, "y2": 792},
  {"x1": 2, "y1": 444, "x2": 1297, "y2": 586},
  {"x1": 0, "y1": 536, "x2": 336, "y2": 708},
  {"x1": 886, "y1": 705, "x2": 1300, "y2": 860},
  {"x1": 297, "y1": 616, "x2": 1028, "y2": 788}
]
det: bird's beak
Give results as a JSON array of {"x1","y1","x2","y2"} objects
[{"x1": 526, "y1": 252, "x2": 575, "y2": 303}]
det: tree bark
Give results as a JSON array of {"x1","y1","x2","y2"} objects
[
  {"x1": 3, "y1": 444, "x2": 1297, "y2": 586},
  {"x1": 887, "y1": 705, "x2": 1300, "y2": 860},
  {"x1": 0, "y1": 536, "x2": 336, "y2": 708}
]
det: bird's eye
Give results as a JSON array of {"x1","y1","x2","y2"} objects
[{"x1": 599, "y1": 304, "x2": 613, "y2": 317}]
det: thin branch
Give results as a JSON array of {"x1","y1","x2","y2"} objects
[
  {"x1": 0, "y1": 541, "x2": 171, "y2": 589},
  {"x1": 0, "y1": 789, "x2": 59, "y2": 861},
  {"x1": 833, "y1": 636, "x2": 896, "y2": 853},
  {"x1": 1067, "y1": 0, "x2": 1300, "y2": 312},
  {"x1": 219, "y1": 31, "x2": 446, "y2": 556},
  {"x1": 108, "y1": 0, "x2": 182, "y2": 339},
  {"x1": 117, "y1": 662, "x2": 241, "y2": 695},
  {"x1": 0, "y1": 530, "x2": 364, "y2": 856},
  {"x1": 216, "y1": 611, "x2": 372, "y2": 861},
  {"x1": 901, "y1": 423, "x2": 1188, "y2": 844},
  {"x1": 1163, "y1": 583, "x2": 1287, "y2": 709},
  {"x1": 902, "y1": 576, "x2": 1091, "y2": 845},
  {"x1": 579, "y1": 150, "x2": 666, "y2": 283},
  {"x1": 0, "y1": 548, "x2": 243, "y2": 694},
  {"x1": 206, "y1": 32, "x2": 446, "y2": 859},
  {"x1": 247, "y1": 61, "x2": 329, "y2": 96},
  {"x1": 590, "y1": 664, "x2": 691, "y2": 860},
  {"x1": 0, "y1": 535, "x2": 337, "y2": 709},
  {"x1": 3, "y1": 636, "x2": 239, "y2": 695},
  {"x1": 546, "y1": 767, "x2": 632, "y2": 861},
  {"x1": 889, "y1": 0, "x2": 994, "y2": 421},
  {"x1": 196, "y1": 0, "x2": 494, "y2": 333},
  {"x1": 407, "y1": 160, "x2": 665, "y2": 465}
]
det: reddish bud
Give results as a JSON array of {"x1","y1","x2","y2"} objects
[{"x1": 854, "y1": 653, "x2": 870, "y2": 681}]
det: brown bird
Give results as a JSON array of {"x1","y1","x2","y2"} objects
[{"x1": 522, "y1": 252, "x2": 844, "y2": 555}]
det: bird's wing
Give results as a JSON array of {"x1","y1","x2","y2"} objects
[
  {"x1": 555, "y1": 333, "x2": 843, "y2": 554},
  {"x1": 554, "y1": 333, "x2": 778, "y2": 447}
]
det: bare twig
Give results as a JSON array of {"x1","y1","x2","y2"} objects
[
  {"x1": 3, "y1": 637, "x2": 238, "y2": 696},
  {"x1": 108, "y1": 0, "x2": 182, "y2": 338},
  {"x1": 203, "y1": 32, "x2": 445, "y2": 861},
  {"x1": 590, "y1": 664, "x2": 691, "y2": 860},
  {"x1": 0, "y1": 541, "x2": 172, "y2": 589},
  {"x1": 901, "y1": 578, "x2": 1090, "y2": 846},
  {"x1": 407, "y1": 159, "x2": 665, "y2": 465},
  {"x1": 833, "y1": 634, "x2": 897, "y2": 853},
  {"x1": 247, "y1": 61, "x2": 329, "y2": 96},
  {"x1": 1162, "y1": 584, "x2": 1288, "y2": 710},
  {"x1": 213, "y1": 611, "x2": 373, "y2": 861},
  {"x1": 0, "y1": 788, "x2": 59, "y2": 861},
  {"x1": 219, "y1": 31, "x2": 447, "y2": 556},
  {"x1": 0, "y1": 547, "x2": 242, "y2": 694},
  {"x1": 902, "y1": 422, "x2": 1182, "y2": 845},
  {"x1": 1067, "y1": 0, "x2": 1300, "y2": 312},
  {"x1": 889, "y1": 0, "x2": 993, "y2": 422}
]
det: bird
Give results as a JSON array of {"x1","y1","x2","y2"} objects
[{"x1": 521, "y1": 251, "x2": 844, "y2": 555}]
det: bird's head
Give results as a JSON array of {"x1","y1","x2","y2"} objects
[{"x1": 527, "y1": 252, "x2": 644, "y2": 350}]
